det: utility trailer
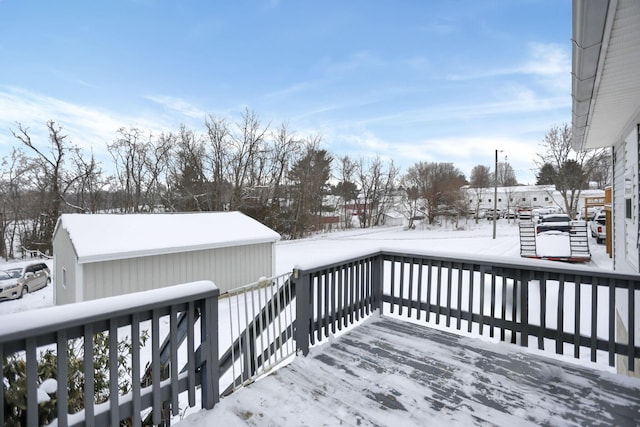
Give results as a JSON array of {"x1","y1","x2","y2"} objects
[{"x1": 518, "y1": 220, "x2": 591, "y2": 262}]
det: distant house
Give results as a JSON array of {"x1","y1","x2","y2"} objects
[
  {"x1": 572, "y1": 0, "x2": 640, "y2": 377},
  {"x1": 52, "y1": 212, "x2": 280, "y2": 305},
  {"x1": 464, "y1": 184, "x2": 605, "y2": 216}
]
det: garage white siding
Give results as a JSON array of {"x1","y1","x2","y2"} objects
[
  {"x1": 81, "y1": 242, "x2": 273, "y2": 299},
  {"x1": 52, "y1": 224, "x2": 80, "y2": 305}
]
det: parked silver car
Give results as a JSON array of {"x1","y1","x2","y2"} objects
[{"x1": 0, "y1": 262, "x2": 50, "y2": 301}]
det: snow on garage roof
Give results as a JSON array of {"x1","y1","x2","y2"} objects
[{"x1": 55, "y1": 212, "x2": 281, "y2": 264}]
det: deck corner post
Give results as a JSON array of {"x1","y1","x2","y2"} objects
[
  {"x1": 371, "y1": 254, "x2": 384, "y2": 315},
  {"x1": 294, "y1": 269, "x2": 311, "y2": 356},
  {"x1": 201, "y1": 288, "x2": 220, "y2": 409}
]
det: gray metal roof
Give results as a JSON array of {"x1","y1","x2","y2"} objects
[{"x1": 572, "y1": 0, "x2": 640, "y2": 150}]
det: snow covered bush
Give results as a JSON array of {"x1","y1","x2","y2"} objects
[{"x1": 3, "y1": 331, "x2": 148, "y2": 425}]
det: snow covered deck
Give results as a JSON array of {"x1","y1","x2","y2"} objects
[{"x1": 192, "y1": 316, "x2": 640, "y2": 426}]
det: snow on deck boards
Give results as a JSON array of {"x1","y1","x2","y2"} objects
[{"x1": 183, "y1": 316, "x2": 640, "y2": 427}]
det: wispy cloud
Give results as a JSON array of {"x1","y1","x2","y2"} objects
[
  {"x1": 446, "y1": 42, "x2": 569, "y2": 84},
  {"x1": 0, "y1": 86, "x2": 172, "y2": 157},
  {"x1": 145, "y1": 95, "x2": 206, "y2": 119}
]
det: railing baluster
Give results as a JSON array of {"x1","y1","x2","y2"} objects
[
  {"x1": 330, "y1": 268, "x2": 336, "y2": 333},
  {"x1": 468, "y1": 266, "x2": 475, "y2": 333},
  {"x1": 628, "y1": 281, "x2": 635, "y2": 372},
  {"x1": 456, "y1": 264, "x2": 463, "y2": 330},
  {"x1": 57, "y1": 330, "x2": 69, "y2": 427},
  {"x1": 500, "y1": 274, "x2": 507, "y2": 342},
  {"x1": 408, "y1": 258, "x2": 415, "y2": 318},
  {"x1": 152, "y1": 309, "x2": 161, "y2": 426},
  {"x1": 490, "y1": 269, "x2": 496, "y2": 338},
  {"x1": 275, "y1": 277, "x2": 285, "y2": 358},
  {"x1": 109, "y1": 318, "x2": 120, "y2": 426},
  {"x1": 399, "y1": 259, "x2": 405, "y2": 316},
  {"x1": 84, "y1": 324, "x2": 95, "y2": 422},
  {"x1": 557, "y1": 276, "x2": 565, "y2": 355},
  {"x1": 512, "y1": 273, "x2": 518, "y2": 345},
  {"x1": 591, "y1": 278, "x2": 598, "y2": 363},
  {"x1": 446, "y1": 262, "x2": 452, "y2": 327},
  {"x1": 479, "y1": 269, "x2": 485, "y2": 335},
  {"x1": 364, "y1": 259, "x2": 371, "y2": 315},
  {"x1": 390, "y1": 259, "x2": 396, "y2": 314},
  {"x1": 350, "y1": 263, "x2": 356, "y2": 323},
  {"x1": 338, "y1": 266, "x2": 345, "y2": 329},
  {"x1": 258, "y1": 281, "x2": 268, "y2": 364},
  {"x1": 609, "y1": 279, "x2": 616, "y2": 367},
  {"x1": 574, "y1": 277, "x2": 581, "y2": 359},
  {"x1": 359, "y1": 260, "x2": 366, "y2": 318},
  {"x1": 170, "y1": 306, "x2": 180, "y2": 416},
  {"x1": 323, "y1": 271, "x2": 330, "y2": 337},
  {"x1": 520, "y1": 271, "x2": 529, "y2": 347},
  {"x1": 436, "y1": 261, "x2": 442, "y2": 325},
  {"x1": 26, "y1": 337, "x2": 37, "y2": 427},
  {"x1": 417, "y1": 260, "x2": 423, "y2": 321},
  {"x1": 229, "y1": 295, "x2": 238, "y2": 388},
  {"x1": 131, "y1": 313, "x2": 142, "y2": 425},
  {"x1": 426, "y1": 259, "x2": 433, "y2": 322}
]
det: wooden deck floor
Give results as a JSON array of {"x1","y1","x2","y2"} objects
[{"x1": 187, "y1": 316, "x2": 640, "y2": 426}]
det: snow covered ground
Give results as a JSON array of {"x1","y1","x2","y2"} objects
[{"x1": 0, "y1": 218, "x2": 612, "y2": 316}]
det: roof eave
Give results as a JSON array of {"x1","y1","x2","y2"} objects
[
  {"x1": 77, "y1": 235, "x2": 280, "y2": 265},
  {"x1": 571, "y1": 0, "x2": 612, "y2": 151}
]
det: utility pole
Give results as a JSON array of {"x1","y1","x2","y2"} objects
[{"x1": 493, "y1": 149, "x2": 498, "y2": 239}]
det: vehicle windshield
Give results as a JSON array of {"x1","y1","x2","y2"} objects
[
  {"x1": 541, "y1": 216, "x2": 570, "y2": 223},
  {"x1": 5, "y1": 268, "x2": 23, "y2": 279},
  {"x1": 0, "y1": 271, "x2": 12, "y2": 281}
]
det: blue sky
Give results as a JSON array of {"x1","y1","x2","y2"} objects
[{"x1": 0, "y1": 0, "x2": 571, "y2": 184}]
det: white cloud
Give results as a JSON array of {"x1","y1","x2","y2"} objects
[
  {"x1": 145, "y1": 95, "x2": 206, "y2": 119},
  {"x1": 446, "y1": 42, "x2": 570, "y2": 92},
  {"x1": 0, "y1": 86, "x2": 172, "y2": 158}
]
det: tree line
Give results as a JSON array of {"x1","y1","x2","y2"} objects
[{"x1": 0, "y1": 115, "x2": 610, "y2": 258}]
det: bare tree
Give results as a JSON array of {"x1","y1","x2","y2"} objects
[
  {"x1": 585, "y1": 148, "x2": 612, "y2": 189},
  {"x1": 469, "y1": 165, "x2": 491, "y2": 223},
  {"x1": 495, "y1": 161, "x2": 518, "y2": 186},
  {"x1": 168, "y1": 126, "x2": 209, "y2": 212},
  {"x1": 205, "y1": 115, "x2": 231, "y2": 211},
  {"x1": 12, "y1": 121, "x2": 87, "y2": 253},
  {"x1": 404, "y1": 162, "x2": 466, "y2": 225},
  {"x1": 68, "y1": 150, "x2": 110, "y2": 213},
  {"x1": 229, "y1": 108, "x2": 269, "y2": 210},
  {"x1": 536, "y1": 123, "x2": 602, "y2": 217},
  {"x1": 0, "y1": 149, "x2": 34, "y2": 258},
  {"x1": 108, "y1": 127, "x2": 172, "y2": 213}
]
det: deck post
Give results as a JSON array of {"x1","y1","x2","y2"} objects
[
  {"x1": 294, "y1": 269, "x2": 311, "y2": 356},
  {"x1": 200, "y1": 289, "x2": 220, "y2": 409},
  {"x1": 371, "y1": 254, "x2": 384, "y2": 314}
]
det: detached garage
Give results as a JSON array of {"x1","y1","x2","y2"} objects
[{"x1": 52, "y1": 212, "x2": 280, "y2": 305}]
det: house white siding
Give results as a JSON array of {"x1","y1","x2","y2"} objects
[
  {"x1": 612, "y1": 128, "x2": 640, "y2": 378},
  {"x1": 612, "y1": 129, "x2": 640, "y2": 274}
]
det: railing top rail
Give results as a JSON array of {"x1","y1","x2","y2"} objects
[
  {"x1": 292, "y1": 246, "x2": 640, "y2": 283},
  {"x1": 293, "y1": 249, "x2": 384, "y2": 275},
  {"x1": 379, "y1": 247, "x2": 640, "y2": 282},
  {"x1": 222, "y1": 272, "x2": 292, "y2": 298},
  {"x1": 0, "y1": 280, "x2": 219, "y2": 343}
]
